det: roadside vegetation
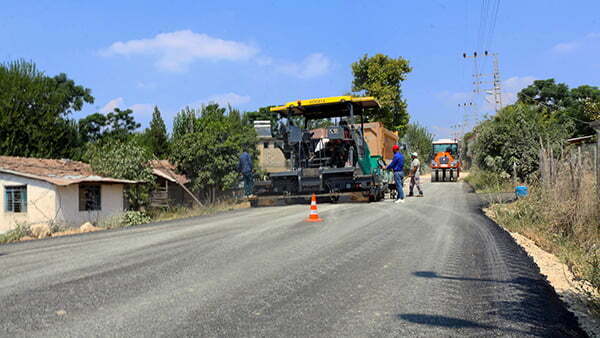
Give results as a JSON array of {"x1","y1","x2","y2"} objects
[
  {"x1": 463, "y1": 169, "x2": 512, "y2": 193},
  {"x1": 465, "y1": 78, "x2": 600, "y2": 309},
  {"x1": 0, "y1": 54, "x2": 416, "y2": 241}
]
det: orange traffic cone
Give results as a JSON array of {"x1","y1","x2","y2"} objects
[{"x1": 305, "y1": 193, "x2": 323, "y2": 222}]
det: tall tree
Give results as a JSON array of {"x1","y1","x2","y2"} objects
[
  {"x1": 172, "y1": 106, "x2": 197, "y2": 141},
  {"x1": 402, "y1": 123, "x2": 434, "y2": 168},
  {"x1": 170, "y1": 103, "x2": 257, "y2": 203},
  {"x1": 144, "y1": 106, "x2": 169, "y2": 158},
  {"x1": 0, "y1": 59, "x2": 94, "y2": 158},
  {"x1": 78, "y1": 108, "x2": 140, "y2": 145},
  {"x1": 351, "y1": 54, "x2": 412, "y2": 134},
  {"x1": 517, "y1": 79, "x2": 600, "y2": 136},
  {"x1": 78, "y1": 113, "x2": 108, "y2": 143},
  {"x1": 104, "y1": 108, "x2": 140, "y2": 141}
]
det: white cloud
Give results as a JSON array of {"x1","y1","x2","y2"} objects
[
  {"x1": 276, "y1": 53, "x2": 332, "y2": 79},
  {"x1": 551, "y1": 32, "x2": 600, "y2": 54},
  {"x1": 99, "y1": 97, "x2": 154, "y2": 115},
  {"x1": 196, "y1": 92, "x2": 251, "y2": 107},
  {"x1": 102, "y1": 30, "x2": 259, "y2": 72},
  {"x1": 501, "y1": 76, "x2": 536, "y2": 106},
  {"x1": 437, "y1": 75, "x2": 536, "y2": 114},
  {"x1": 129, "y1": 103, "x2": 155, "y2": 115},
  {"x1": 100, "y1": 97, "x2": 124, "y2": 113},
  {"x1": 102, "y1": 30, "x2": 332, "y2": 79}
]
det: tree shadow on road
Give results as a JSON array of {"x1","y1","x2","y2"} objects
[
  {"x1": 411, "y1": 271, "x2": 588, "y2": 337},
  {"x1": 397, "y1": 313, "x2": 531, "y2": 335}
]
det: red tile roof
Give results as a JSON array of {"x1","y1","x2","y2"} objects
[{"x1": 0, "y1": 156, "x2": 136, "y2": 186}]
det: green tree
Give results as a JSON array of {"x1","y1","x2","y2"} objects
[
  {"x1": 472, "y1": 103, "x2": 573, "y2": 180},
  {"x1": 401, "y1": 123, "x2": 434, "y2": 170},
  {"x1": 517, "y1": 79, "x2": 600, "y2": 136},
  {"x1": 243, "y1": 106, "x2": 276, "y2": 125},
  {"x1": 78, "y1": 113, "x2": 108, "y2": 143},
  {"x1": 84, "y1": 139, "x2": 155, "y2": 210},
  {"x1": 351, "y1": 54, "x2": 412, "y2": 134},
  {"x1": 0, "y1": 59, "x2": 94, "y2": 158},
  {"x1": 78, "y1": 108, "x2": 140, "y2": 144},
  {"x1": 104, "y1": 108, "x2": 140, "y2": 141},
  {"x1": 172, "y1": 106, "x2": 197, "y2": 141},
  {"x1": 170, "y1": 104, "x2": 257, "y2": 203},
  {"x1": 143, "y1": 106, "x2": 169, "y2": 158}
]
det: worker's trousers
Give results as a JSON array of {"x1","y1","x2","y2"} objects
[
  {"x1": 393, "y1": 171, "x2": 405, "y2": 200},
  {"x1": 243, "y1": 172, "x2": 253, "y2": 196},
  {"x1": 410, "y1": 176, "x2": 423, "y2": 195}
]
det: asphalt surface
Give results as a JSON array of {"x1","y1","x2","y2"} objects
[{"x1": 0, "y1": 182, "x2": 586, "y2": 337}]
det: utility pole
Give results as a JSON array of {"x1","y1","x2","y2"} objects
[
  {"x1": 491, "y1": 53, "x2": 503, "y2": 113},
  {"x1": 463, "y1": 51, "x2": 503, "y2": 116}
]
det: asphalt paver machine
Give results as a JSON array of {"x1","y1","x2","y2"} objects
[{"x1": 252, "y1": 96, "x2": 390, "y2": 205}]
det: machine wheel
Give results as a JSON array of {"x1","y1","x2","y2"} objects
[{"x1": 329, "y1": 195, "x2": 340, "y2": 203}]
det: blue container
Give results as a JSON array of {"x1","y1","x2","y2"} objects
[{"x1": 515, "y1": 185, "x2": 529, "y2": 197}]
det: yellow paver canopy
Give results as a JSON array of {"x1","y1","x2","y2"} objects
[{"x1": 270, "y1": 96, "x2": 379, "y2": 118}]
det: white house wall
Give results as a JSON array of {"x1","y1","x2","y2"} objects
[
  {"x1": 0, "y1": 173, "x2": 58, "y2": 232},
  {"x1": 55, "y1": 184, "x2": 125, "y2": 227},
  {"x1": 0, "y1": 172, "x2": 127, "y2": 233}
]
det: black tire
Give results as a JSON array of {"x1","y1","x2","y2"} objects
[{"x1": 329, "y1": 195, "x2": 339, "y2": 203}]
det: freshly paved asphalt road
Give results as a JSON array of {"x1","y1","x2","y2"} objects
[{"x1": 0, "y1": 182, "x2": 586, "y2": 337}]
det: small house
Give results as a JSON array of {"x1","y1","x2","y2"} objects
[
  {"x1": 148, "y1": 160, "x2": 200, "y2": 208},
  {"x1": 0, "y1": 156, "x2": 135, "y2": 233}
]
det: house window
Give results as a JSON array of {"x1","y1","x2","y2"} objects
[
  {"x1": 79, "y1": 184, "x2": 101, "y2": 211},
  {"x1": 5, "y1": 186, "x2": 27, "y2": 213},
  {"x1": 264, "y1": 142, "x2": 270, "y2": 148}
]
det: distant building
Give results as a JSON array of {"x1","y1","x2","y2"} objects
[
  {"x1": 0, "y1": 156, "x2": 135, "y2": 233},
  {"x1": 148, "y1": 160, "x2": 200, "y2": 208},
  {"x1": 254, "y1": 120, "x2": 288, "y2": 173}
]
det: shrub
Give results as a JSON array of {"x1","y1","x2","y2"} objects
[
  {"x1": 472, "y1": 103, "x2": 573, "y2": 180},
  {"x1": 84, "y1": 139, "x2": 156, "y2": 210},
  {"x1": 0, "y1": 224, "x2": 31, "y2": 244},
  {"x1": 120, "y1": 211, "x2": 151, "y2": 227},
  {"x1": 464, "y1": 169, "x2": 512, "y2": 193}
]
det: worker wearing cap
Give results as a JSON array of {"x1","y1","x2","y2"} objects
[
  {"x1": 386, "y1": 144, "x2": 405, "y2": 203},
  {"x1": 408, "y1": 152, "x2": 424, "y2": 197}
]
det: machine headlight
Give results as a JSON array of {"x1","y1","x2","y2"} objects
[
  {"x1": 450, "y1": 160, "x2": 458, "y2": 166},
  {"x1": 431, "y1": 160, "x2": 437, "y2": 166}
]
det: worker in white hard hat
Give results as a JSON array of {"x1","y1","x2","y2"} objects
[{"x1": 408, "y1": 152, "x2": 424, "y2": 197}]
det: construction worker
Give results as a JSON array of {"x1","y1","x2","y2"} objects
[
  {"x1": 238, "y1": 150, "x2": 254, "y2": 197},
  {"x1": 386, "y1": 144, "x2": 405, "y2": 203},
  {"x1": 408, "y1": 152, "x2": 424, "y2": 197}
]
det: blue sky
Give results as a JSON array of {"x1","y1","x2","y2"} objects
[{"x1": 2, "y1": 1, "x2": 599, "y2": 138}]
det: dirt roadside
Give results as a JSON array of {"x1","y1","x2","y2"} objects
[{"x1": 485, "y1": 208, "x2": 600, "y2": 337}]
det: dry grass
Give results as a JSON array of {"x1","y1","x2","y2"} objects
[
  {"x1": 148, "y1": 200, "x2": 250, "y2": 223},
  {"x1": 487, "y1": 170, "x2": 599, "y2": 314}
]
